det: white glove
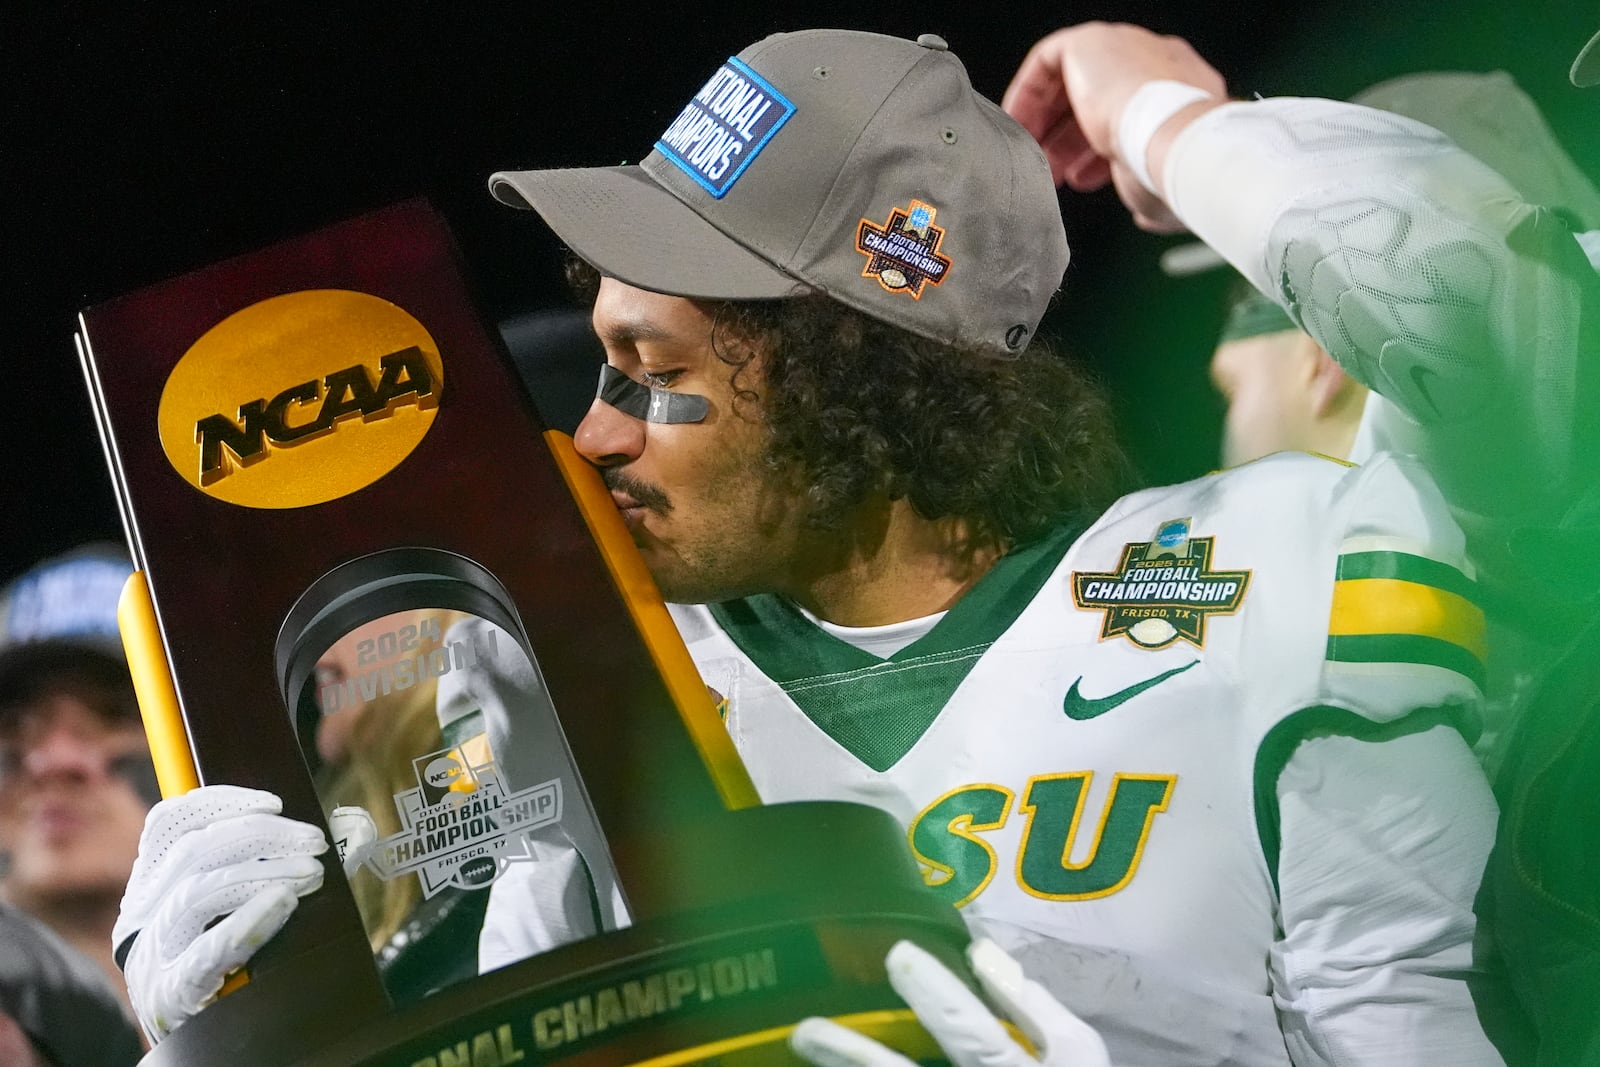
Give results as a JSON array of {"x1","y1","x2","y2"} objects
[
  {"x1": 790, "y1": 939, "x2": 1112, "y2": 1067},
  {"x1": 112, "y1": 785, "x2": 328, "y2": 1043},
  {"x1": 329, "y1": 805, "x2": 378, "y2": 877}
]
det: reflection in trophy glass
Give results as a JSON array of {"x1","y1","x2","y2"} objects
[{"x1": 295, "y1": 607, "x2": 628, "y2": 1002}]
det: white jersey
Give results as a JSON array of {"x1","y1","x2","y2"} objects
[{"x1": 670, "y1": 450, "x2": 1496, "y2": 1066}]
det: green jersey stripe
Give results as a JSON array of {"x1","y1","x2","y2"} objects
[
  {"x1": 1334, "y1": 550, "x2": 1477, "y2": 604},
  {"x1": 1324, "y1": 632, "x2": 1487, "y2": 690}
]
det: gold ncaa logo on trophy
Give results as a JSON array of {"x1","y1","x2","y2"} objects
[{"x1": 157, "y1": 289, "x2": 444, "y2": 508}]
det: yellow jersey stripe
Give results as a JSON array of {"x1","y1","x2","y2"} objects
[{"x1": 1329, "y1": 577, "x2": 1486, "y2": 662}]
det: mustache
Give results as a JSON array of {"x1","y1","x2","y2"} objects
[{"x1": 601, "y1": 468, "x2": 673, "y2": 514}]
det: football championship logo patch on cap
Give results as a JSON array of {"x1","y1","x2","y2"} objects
[
  {"x1": 856, "y1": 199, "x2": 953, "y2": 298},
  {"x1": 656, "y1": 57, "x2": 795, "y2": 198},
  {"x1": 1072, "y1": 520, "x2": 1250, "y2": 649}
]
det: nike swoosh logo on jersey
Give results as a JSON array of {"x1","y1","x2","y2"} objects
[
  {"x1": 1062, "y1": 660, "x2": 1199, "y2": 721},
  {"x1": 1407, "y1": 363, "x2": 1442, "y2": 419}
]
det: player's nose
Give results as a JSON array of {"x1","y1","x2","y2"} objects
[{"x1": 574, "y1": 396, "x2": 646, "y2": 468}]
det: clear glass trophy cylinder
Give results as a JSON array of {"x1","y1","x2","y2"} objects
[{"x1": 277, "y1": 547, "x2": 626, "y2": 1002}]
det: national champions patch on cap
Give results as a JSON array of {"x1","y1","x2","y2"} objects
[{"x1": 656, "y1": 58, "x2": 796, "y2": 198}]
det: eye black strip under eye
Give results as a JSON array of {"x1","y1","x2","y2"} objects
[{"x1": 595, "y1": 364, "x2": 709, "y2": 424}]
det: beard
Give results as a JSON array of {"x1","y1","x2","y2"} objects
[{"x1": 601, "y1": 458, "x2": 821, "y2": 606}]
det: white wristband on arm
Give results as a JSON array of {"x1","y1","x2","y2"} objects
[{"x1": 1117, "y1": 80, "x2": 1216, "y2": 195}]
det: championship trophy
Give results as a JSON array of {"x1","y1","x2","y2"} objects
[{"x1": 77, "y1": 200, "x2": 969, "y2": 1065}]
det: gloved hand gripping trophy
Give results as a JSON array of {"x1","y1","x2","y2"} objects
[
  {"x1": 111, "y1": 786, "x2": 327, "y2": 1042},
  {"x1": 790, "y1": 940, "x2": 1112, "y2": 1067}
]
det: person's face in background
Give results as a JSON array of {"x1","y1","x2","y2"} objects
[
  {"x1": 0, "y1": 676, "x2": 150, "y2": 911},
  {"x1": 311, "y1": 609, "x2": 442, "y2": 768},
  {"x1": 1210, "y1": 330, "x2": 1322, "y2": 466},
  {"x1": 1209, "y1": 328, "x2": 1364, "y2": 466},
  {"x1": 312, "y1": 615, "x2": 388, "y2": 768}
]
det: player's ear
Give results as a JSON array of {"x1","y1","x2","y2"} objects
[{"x1": 1304, "y1": 339, "x2": 1359, "y2": 418}]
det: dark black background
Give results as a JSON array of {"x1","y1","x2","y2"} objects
[{"x1": 5, "y1": 1, "x2": 1597, "y2": 583}]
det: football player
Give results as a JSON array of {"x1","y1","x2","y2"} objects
[{"x1": 115, "y1": 23, "x2": 1527, "y2": 1066}]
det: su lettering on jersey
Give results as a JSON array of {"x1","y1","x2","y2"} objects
[{"x1": 908, "y1": 772, "x2": 1177, "y2": 908}]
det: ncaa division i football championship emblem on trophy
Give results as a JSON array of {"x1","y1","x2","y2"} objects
[{"x1": 77, "y1": 200, "x2": 968, "y2": 1066}]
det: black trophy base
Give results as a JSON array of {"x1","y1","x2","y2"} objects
[{"x1": 138, "y1": 802, "x2": 970, "y2": 1066}]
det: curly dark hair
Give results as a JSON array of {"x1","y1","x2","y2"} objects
[{"x1": 568, "y1": 258, "x2": 1132, "y2": 551}]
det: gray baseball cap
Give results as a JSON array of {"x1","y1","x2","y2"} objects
[{"x1": 490, "y1": 29, "x2": 1070, "y2": 354}]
